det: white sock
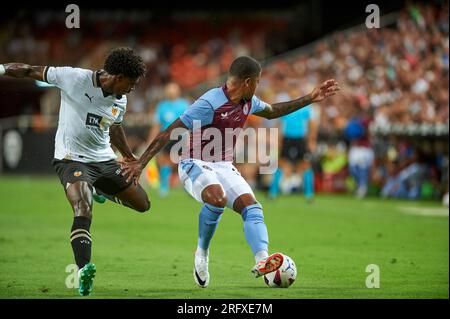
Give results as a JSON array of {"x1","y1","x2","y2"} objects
[
  {"x1": 255, "y1": 250, "x2": 269, "y2": 263},
  {"x1": 195, "y1": 247, "x2": 209, "y2": 258}
]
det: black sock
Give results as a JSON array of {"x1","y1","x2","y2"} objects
[{"x1": 70, "y1": 216, "x2": 92, "y2": 269}]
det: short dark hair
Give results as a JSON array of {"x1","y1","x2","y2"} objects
[
  {"x1": 104, "y1": 47, "x2": 146, "y2": 79},
  {"x1": 229, "y1": 56, "x2": 262, "y2": 79}
]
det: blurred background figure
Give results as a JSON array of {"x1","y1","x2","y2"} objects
[
  {"x1": 268, "y1": 81, "x2": 319, "y2": 202},
  {"x1": 381, "y1": 150, "x2": 427, "y2": 200},
  {"x1": 146, "y1": 82, "x2": 189, "y2": 196},
  {"x1": 345, "y1": 114, "x2": 374, "y2": 198}
]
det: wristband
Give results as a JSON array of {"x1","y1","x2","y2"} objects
[{"x1": 0, "y1": 64, "x2": 5, "y2": 75}]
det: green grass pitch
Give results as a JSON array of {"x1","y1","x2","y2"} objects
[{"x1": 0, "y1": 176, "x2": 448, "y2": 299}]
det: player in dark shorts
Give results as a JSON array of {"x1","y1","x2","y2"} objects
[
  {"x1": 281, "y1": 137, "x2": 311, "y2": 163},
  {"x1": 269, "y1": 103, "x2": 318, "y2": 202},
  {"x1": 1, "y1": 47, "x2": 150, "y2": 296}
]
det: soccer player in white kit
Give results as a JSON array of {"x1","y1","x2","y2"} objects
[
  {"x1": 121, "y1": 56, "x2": 340, "y2": 288},
  {"x1": 0, "y1": 47, "x2": 150, "y2": 295}
]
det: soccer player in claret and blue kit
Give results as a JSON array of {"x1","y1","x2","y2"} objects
[{"x1": 121, "y1": 56, "x2": 340, "y2": 288}]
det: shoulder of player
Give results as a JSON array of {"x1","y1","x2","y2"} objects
[
  {"x1": 48, "y1": 66, "x2": 91, "y2": 77},
  {"x1": 115, "y1": 95, "x2": 127, "y2": 109},
  {"x1": 196, "y1": 87, "x2": 228, "y2": 110},
  {"x1": 44, "y1": 66, "x2": 92, "y2": 85}
]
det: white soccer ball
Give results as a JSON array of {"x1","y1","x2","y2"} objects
[{"x1": 263, "y1": 254, "x2": 297, "y2": 288}]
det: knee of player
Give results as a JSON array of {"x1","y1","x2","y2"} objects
[
  {"x1": 72, "y1": 199, "x2": 92, "y2": 218},
  {"x1": 136, "y1": 197, "x2": 151, "y2": 213},
  {"x1": 209, "y1": 194, "x2": 227, "y2": 208}
]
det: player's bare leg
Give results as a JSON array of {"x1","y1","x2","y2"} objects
[
  {"x1": 115, "y1": 183, "x2": 151, "y2": 212},
  {"x1": 233, "y1": 193, "x2": 283, "y2": 278},
  {"x1": 66, "y1": 181, "x2": 96, "y2": 296},
  {"x1": 94, "y1": 182, "x2": 150, "y2": 213},
  {"x1": 192, "y1": 184, "x2": 227, "y2": 288}
]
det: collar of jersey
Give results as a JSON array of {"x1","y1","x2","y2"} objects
[
  {"x1": 92, "y1": 69, "x2": 122, "y2": 99},
  {"x1": 222, "y1": 84, "x2": 247, "y2": 107}
]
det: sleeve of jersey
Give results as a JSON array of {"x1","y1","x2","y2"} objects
[
  {"x1": 179, "y1": 98, "x2": 214, "y2": 130},
  {"x1": 114, "y1": 109, "x2": 125, "y2": 125},
  {"x1": 250, "y1": 95, "x2": 269, "y2": 114},
  {"x1": 113, "y1": 99, "x2": 127, "y2": 125},
  {"x1": 44, "y1": 66, "x2": 76, "y2": 91}
]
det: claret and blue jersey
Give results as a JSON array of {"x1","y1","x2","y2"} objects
[{"x1": 179, "y1": 85, "x2": 267, "y2": 162}]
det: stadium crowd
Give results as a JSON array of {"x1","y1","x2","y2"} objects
[{"x1": 252, "y1": 2, "x2": 449, "y2": 201}]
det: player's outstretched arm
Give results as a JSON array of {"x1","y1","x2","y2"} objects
[
  {"x1": 121, "y1": 118, "x2": 188, "y2": 184},
  {"x1": 0, "y1": 63, "x2": 45, "y2": 81},
  {"x1": 254, "y1": 79, "x2": 340, "y2": 120},
  {"x1": 109, "y1": 123, "x2": 136, "y2": 162}
]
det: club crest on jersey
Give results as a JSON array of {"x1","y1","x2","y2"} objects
[
  {"x1": 112, "y1": 104, "x2": 119, "y2": 117},
  {"x1": 243, "y1": 103, "x2": 249, "y2": 115},
  {"x1": 73, "y1": 171, "x2": 83, "y2": 177}
]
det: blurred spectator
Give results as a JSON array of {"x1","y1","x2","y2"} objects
[
  {"x1": 381, "y1": 151, "x2": 427, "y2": 200},
  {"x1": 145, "y1": 82, "x2": 190, "y2": 196},
  {"x1": 345, "y1": 116, "x2": 374, "y2": 198}
]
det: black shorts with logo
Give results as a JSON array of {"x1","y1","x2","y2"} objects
[
  {"x1": 280, "y1": 137, "x2": 311, "y2": 163},
  {"x1": 52, "y1": 158, "x2": 132, "y2": 195}
]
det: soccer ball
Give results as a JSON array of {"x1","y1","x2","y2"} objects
[{"x1": 263, "y1": 254, "x2": 297, "y2": 288}]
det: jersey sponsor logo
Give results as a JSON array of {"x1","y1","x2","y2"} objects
[
  {"x1": 73, "y1": 171, "x2": 83, "y2": 177},
  {"x1": 84, "y1": 93, "x2": 94, "y2": 103},
  {"x1": 220, "y1": 109, "x2": 237, "y2": 119},
  {"x1": 85, "y1": 113, "x2": 103, "y2": 128}
]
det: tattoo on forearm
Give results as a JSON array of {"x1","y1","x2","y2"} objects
[{"x1": 268, "y1": 94, "x2": 313, "y2": 119}]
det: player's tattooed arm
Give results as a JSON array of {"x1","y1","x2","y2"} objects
[
  {"x1": 1, "y1": 63, "x2": 45, "y2": 81},
  {"x1": 109, "y1": 124, "x2": 135, "y2": 161},
  {"x1": 255, "y1": 79, "x2": 340, "y2": 119},
  {"x1": 256, "y1": 94, "x2": 314, "y2": 119},
  {"x1": 121, "y1": 118, "x2": 188, "y2": 184}
]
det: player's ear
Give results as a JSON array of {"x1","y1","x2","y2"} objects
[
  {"x1": 114, "y1": 74, "x2": 124, "y2": 82},
  {"x1": 244, "y1": 77, "x2": 251, "y2": 87}
]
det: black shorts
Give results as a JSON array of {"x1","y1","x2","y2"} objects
[
  {"x1": 280, "y1": 137, "x2": 311, "y2": 163},
  {"x1": 52, "y1": 159, "x2": 132, "y2": 195}
]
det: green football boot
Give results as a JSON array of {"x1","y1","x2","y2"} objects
[
  {"x1": 92, "y1": 188, "x2": 106, "y2": 204},
  {"x1": 78, "y1": 262, "x2": 96, "y2": 296}
]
